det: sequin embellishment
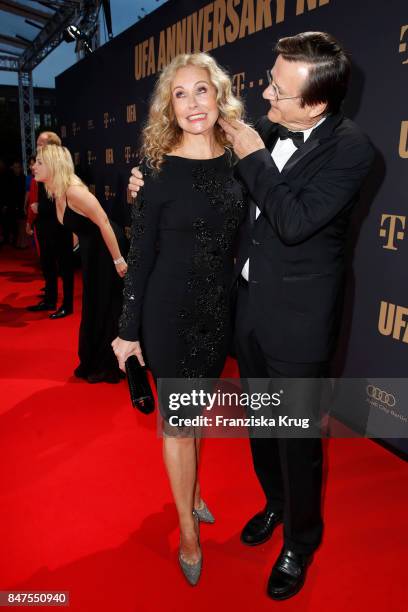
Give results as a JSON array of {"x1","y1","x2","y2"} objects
[{"x1": 176, "y1": 164, "x2": 245, "y2": 377}]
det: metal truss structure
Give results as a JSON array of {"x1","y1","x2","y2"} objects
[
  {"x1": 0, "y1": 0, "x2": 111, "y2": 167},
  {"x1": 0, "y1": 54, "x2": 18, "y2": 71},
  {"x1": 18, "y1": 69, "x2": 35, "y2": 166}
]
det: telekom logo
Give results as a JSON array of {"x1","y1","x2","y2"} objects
[{"x1": 379, "y1": 214, "x2": 406, "y2": 250}]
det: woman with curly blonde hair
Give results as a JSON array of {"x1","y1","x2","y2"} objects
[
  {"x1": 140, "y1": 52, "x2": 243, "y2": 169},
  {"x1": 33, "y1": 144, "x2": 128, "y2": 383},
  {"x1": 112, "y1": 52, "x2": 247, "y2": 584}
]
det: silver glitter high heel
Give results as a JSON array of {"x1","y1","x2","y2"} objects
[
  {"x1": 178, "y1": 510, "x2": 202, "y2": 586},
  {"x1": 194, "y1": 500, "x2": 215, "y2": 524}
]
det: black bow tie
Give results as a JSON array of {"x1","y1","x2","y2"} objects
[{"x1": 277, "y1": 125, "x2": 305, "y2": 148}]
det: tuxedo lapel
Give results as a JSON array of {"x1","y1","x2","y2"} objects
[
  {"x1": 264, "y1": 127, "x2": 280, "y2": 152},
  {"x1": 280, "y1": 113, "x2": 344, "y2": 175},
  {"x1": 249, "y1": 198, "x2": 257, "y2": 225},
  {"x1": 257, "y1": 117, "x2": 322, "y2": 176},
  {"x1": 281, "y1": 137, "x2": 321, "y2": 175},
  {"x1": 249, "y1": 113, "x2": 345, "y2": 223},
  {"x1": 248, "y1": 122, "x2": 279, "y2": 226},
  {"x1": 255, "y1": 117, "x2": 280, "y2": 151}
]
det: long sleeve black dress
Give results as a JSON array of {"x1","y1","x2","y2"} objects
[{"x1": 118, "y1": 153, "x2": 246, "y2": 385}]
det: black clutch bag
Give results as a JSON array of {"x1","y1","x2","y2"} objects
[{"x1": 125, "y1": 355, "x2": 155, "y2": 414}]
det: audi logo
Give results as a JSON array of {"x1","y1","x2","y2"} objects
[{"x1": 366, "y1": 385, "x2": 396, "y2": 407}]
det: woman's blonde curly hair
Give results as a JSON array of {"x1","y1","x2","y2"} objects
[{"x1": 140, "y1": 52, "x2": 244, "y2": 170}]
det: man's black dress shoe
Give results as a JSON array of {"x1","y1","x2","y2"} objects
[
  {"x1": 267, "y1": 547, "x2": 312, "y2": 600},
  {"x1": 27, "y1": 301, "x2": 56, "y2": 312},
  {"x1": 49, "y1": 307, "x2": 73, "y2": 319},
  {"x1": 241, "y1": 506, "x2": 283, "y2": 546}
]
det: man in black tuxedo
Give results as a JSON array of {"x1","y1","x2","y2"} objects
[
  {"x1": 218, "y1": 31, "x2": 374, "y2": 600},
  {"x1": 27, "y1": 131, "x2": 74, "y2": 319}
]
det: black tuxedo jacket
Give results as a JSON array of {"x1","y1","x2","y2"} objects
[{"x1": 234, "y1": 113, "x2": 375, "y2": 363}]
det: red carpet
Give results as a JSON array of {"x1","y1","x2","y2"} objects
[{"x1": 0, "y1": 245, "x2": 407, "y2": 611}]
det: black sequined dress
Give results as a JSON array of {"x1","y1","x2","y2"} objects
[{"x1": 118, "y1": 153, "x2": 246, "y2": 382}]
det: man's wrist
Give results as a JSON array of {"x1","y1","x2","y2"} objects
[{"x1": 238, "y1": 144, "x2": 266, "y2": 160}]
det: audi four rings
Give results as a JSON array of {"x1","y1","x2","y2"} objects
[{"x1": 366, "y1": 385, "x2": 396, "y2": 407}]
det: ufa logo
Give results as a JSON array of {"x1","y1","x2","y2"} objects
[
  {"x1": 87, "y1": 150, "x2": 95, "y2": 164},
  {"x1": 74, "y1": 152, "x2": 80, "y2": 165},
  {"x1": 60, "y1": 125, "x2": 67, "y2": 138},
  {"x1": 399, "y1": 121, "x2": 408, "y2": 159},
  {"x1": 378, "y1": 301, "x2": 408, "y2": 342},
  {"x1": 399, "y1": 25, "x2": 408, "y2": 64},
  {"x1": 379, "y1": 214, "x2": 406, "y2": 250},
  {"x1": 105, "y1": 149, "x2": 114, "y2": 164},
  {"x1": 72, "y1": 122, "x2": 80, "y2": 136},
  {"x1": 126, "y1": 104, "x2": 137, "y2": 123}
]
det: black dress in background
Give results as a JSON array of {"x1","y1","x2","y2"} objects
[
  {"x1": 118, "y1": 153, "x2": 246, "y2": 394},
  {"x1": 62, "y1": 202, "x2": 126, "y2": 382}
]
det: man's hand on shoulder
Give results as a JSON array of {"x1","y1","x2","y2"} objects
[
  {"x1": 218, "y1": 118, "x2": 265, "y2": 159},
  {"x1": 128, "y1": 166, "x2": 144, "y2": 198}
]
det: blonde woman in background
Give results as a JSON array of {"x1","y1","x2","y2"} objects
[
  {"x1": 26, "y1": 131, "x2": 75, "y2": 317},
  {"x1": 112, "y1": 52, "x2": 247, "y2": 585},
  {"x1": 33, "y1": 145, "x2": 127, "y2": 383}
]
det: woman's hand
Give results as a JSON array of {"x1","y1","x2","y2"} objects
[
  {"x1": 30, "y1": 202, "x2": 38, "y2": 214},
  {"x1": 115, "y1": 260, "x2": 128, "y2": 278},
  {"x1": 111, "y1": 337, "x2": 145, "y2": 371},
  {"x1": 25, "y1": 223, "x2": 33, "y2": 236}
]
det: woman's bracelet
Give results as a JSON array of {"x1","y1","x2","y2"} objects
[{"x1": 113, "y1": 256, "x2": 125, "y2": 265}]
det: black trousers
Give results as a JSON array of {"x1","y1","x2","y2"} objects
[
  {"x1": 235, "y1": 281, "x2": 326, "y2": 555},
  {"x1": 36, "y1": 221, "x2": 74, "y2": 309}
]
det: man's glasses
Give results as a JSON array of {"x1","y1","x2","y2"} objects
[{"x1": 266, "y1": 70, "x2": 301, "y2": 102}]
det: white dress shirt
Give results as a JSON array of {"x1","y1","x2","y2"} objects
[{"x1": 241, "y1": 117, "x2": 326, "y2": 281}]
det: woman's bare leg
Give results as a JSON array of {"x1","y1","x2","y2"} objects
[
  {"x1": 193, "y1": 436, "x2": 204, "y2": 510},
  {"x1": 163, "y1": 434, "x2": 200, "y2": 562}
]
